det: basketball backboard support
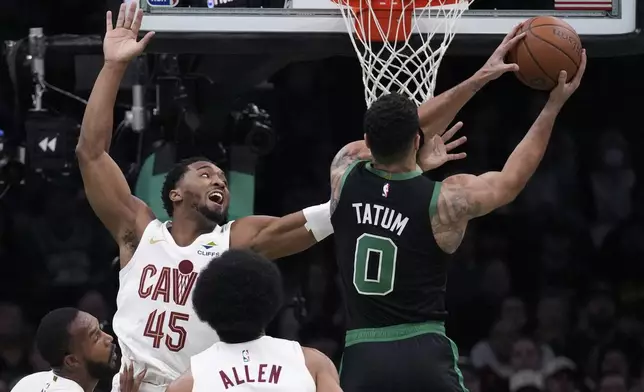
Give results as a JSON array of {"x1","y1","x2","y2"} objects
[{"x1": 137, "y1": 0, "x2": 641, "y2": 58}]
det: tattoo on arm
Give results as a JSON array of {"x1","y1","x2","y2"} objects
[
  {"x1": 330, "y1": 142, "x2": 371, "y2": 215},
  {"x1": 431, "y1": 184, "x2": 480, "y2": 254}
]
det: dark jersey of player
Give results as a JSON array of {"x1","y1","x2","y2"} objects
[{"x1": 331, "y1": 161, "x2": 450, "y2": 330}]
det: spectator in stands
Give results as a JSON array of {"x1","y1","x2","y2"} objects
[
  {"x1": 511, "y1": 336, "x2": 555, "y2": 373},
  {"x1": 510, "y1": 370, "x2": 545, "y2": 392},
  {"x1": 569, "y1": 283, "x2": 618, "y2": 371},
  {"x1": 544, "y1": 357, "x2": 579, "y2": 392},
  {"x1": 501, "y1": 297, "x2": 528, "y2": 333},
  {"x1": 597, "y1": 374, "x2": 628, "y2": 392},
  {"x1": 77, "y1": 290, "x2": 109, "y2": 326},
  {"x1": 472, "y1": 319, "x2": 519, "y2": 378},
  {"x1": 599, "y1": 348, "x2": 630, "y2": 383},
  {"x1": 535, "y1": 293, "x2": 572, "y2": 356},
  {"x1": 589, "y1": 129, "x2": 635, "y2": 245}
]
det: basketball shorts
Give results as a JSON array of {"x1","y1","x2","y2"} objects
[{"x1": 339, "y1": 322, "x2": 469, "y2": 392}]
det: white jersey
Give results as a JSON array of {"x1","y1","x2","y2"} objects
[
  {"x1": 112, "y1": 219, "x2": 233, "y2": 392},
  {"x1": 191, "y1": 336, "x2": 316, "y2": 392},
  {"x1": 11, "y1": 372, "x2": 83, "y2": 392}
]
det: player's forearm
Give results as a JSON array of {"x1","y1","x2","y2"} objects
[
  {"x1": 76, "y1": 62, "x2": 127, "y2": 160},
  {"x1": 250, "y1": 203, "x2": 332, "y2": 260},
  {"x1": 500, "y1": 102, "x2": 561, "y2": 196},
  {"x1": 417, "y1": 72, "x2": 487, "y2": 138},
  {"x1": 249, "y1": 212, "x2": 314, "y2": 260}
]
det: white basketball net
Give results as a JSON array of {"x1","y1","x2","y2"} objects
[{"x1": 335, "y1": 0, "x2": 470, "y2": 107}]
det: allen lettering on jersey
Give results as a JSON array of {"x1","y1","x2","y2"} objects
[
  {"x1": 219, "y1": 364, "x2": 282, "y2": 389},
  {"x1": 138, "y1": 260, "x2": 198, "y2": 306},
  {"x1": 352, "y1": 202, "x2": 409, "y2": 236}
]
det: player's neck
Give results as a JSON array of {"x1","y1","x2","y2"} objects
[
  {"x1": 169, "y1": 212, "x2": 217, "y2": 246},
  {"x1": 53, "y1": 369, "x2": 98, "y2": 392},
  {"x1": 371, "y1": 157, "x2": 418, "y2": 174}
]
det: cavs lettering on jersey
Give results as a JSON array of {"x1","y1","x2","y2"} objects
[
  {"x1": 191, "y1": 336, "x2": 316, "y2": 392},
  {"x1": 111, "y1": 219, "x2": 233, "y2": 392}
]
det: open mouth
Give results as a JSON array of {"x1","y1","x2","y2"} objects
[{"x1": 208, "y1": 190, "x2": 224, "y2": 205}]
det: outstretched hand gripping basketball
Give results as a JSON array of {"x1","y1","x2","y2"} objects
[
  {"x1": 547, "y1": 49, "x2": 587, "y2": 110},
  {"x1": 476, "y1": 24, "x2": 527, "y2": 82},
  {"x1": 104, "y1": 2, "x2": 155, "y2": 65}
]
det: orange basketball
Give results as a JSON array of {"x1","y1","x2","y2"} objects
[{"x1": 507, "y1": 16, "x2": 583, "y2": 91}]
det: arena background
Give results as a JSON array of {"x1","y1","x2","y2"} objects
[{"x1": 1, "y1": 1, "x2": 644, "y2": 392}]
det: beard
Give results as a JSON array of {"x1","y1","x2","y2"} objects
[
  {"x1": 86, "y1": 345, "x2": 119, "y2": 380},
  {"x1": 195, "y1": 203, "x2": 228, "y2": 225},
  {"x1": 86, "y1": 359, "x2": 118, "y2": 379}
]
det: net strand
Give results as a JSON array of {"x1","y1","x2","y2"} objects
[{"x1": 336, "y1": 0, "x2": 469, "y2": 107}]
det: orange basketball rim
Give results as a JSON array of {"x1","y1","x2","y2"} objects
[{"x1": 331, "y1": 0, "x2": 463, "y2": 42}]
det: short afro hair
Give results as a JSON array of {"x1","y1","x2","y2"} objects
[
  {"x1": 35, "y1": 308, "x2": 79, "y2": 368},
  {"x1": 364, "y1": 93, "x2": 419, "y2": 164},
  {"x1": 192, "y1": 249, "x2": 283, "y2": 343},
  {"x1": 161, "y1": 157, "x2": 213, "y2": 217}
]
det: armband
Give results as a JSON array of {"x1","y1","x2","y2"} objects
[{"x1": 303, "y1": 201, "x2": 333, "y2": 242}]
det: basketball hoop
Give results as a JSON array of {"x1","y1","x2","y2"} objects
[{"x1": 332, "y1": 0, "x2": 471, "y2": 106}]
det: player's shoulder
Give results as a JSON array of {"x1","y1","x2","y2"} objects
[
  {"x1": 11, "y1": 372, "x2": 83, "y2": 392},
  {"x1": 11, "y1": 371, "x2": 51, "y2": 391},
  {"x1": 301, "y1": 347, "x2": 337, "y2": 375}
]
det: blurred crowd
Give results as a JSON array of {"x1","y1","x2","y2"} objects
[{"x1": 0, "y1": 39, "x2": 643, "y2": 392}]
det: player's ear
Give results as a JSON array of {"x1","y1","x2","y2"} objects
[
  {"x1": 63, "y1": 353, "x2": 81, "y2": 370},
  {"x1": 413, "y1": 133, "x2": 421, "y2": 151},
  {"x1": 170, "y1": 189, "x2": 183, "y2": 203}
]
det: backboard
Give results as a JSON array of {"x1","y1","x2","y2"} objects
[{"x1": 138, "y1": 0, "x2": 641, "y2": 57}]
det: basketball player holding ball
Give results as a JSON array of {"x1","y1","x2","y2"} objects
[
  {"x1": 329, "y1": 31, "x2": 587, "y2": 392},
  {"x1": 76, "y1": 3, "x2": 340, "y2": 392}
]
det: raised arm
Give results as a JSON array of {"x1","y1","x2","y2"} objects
[
  {"x1": 433, "y1": 54, "x2": 586, "y2": 253},
  {"x1": 303, "y1": 347, "x2": 343, "y2": 392},
  {"x1": 76, "y1": 3, "x2": 155, "y2": 265},
  {"x1": 417, "y1": 24, "x2": 526, "y2": 139}
]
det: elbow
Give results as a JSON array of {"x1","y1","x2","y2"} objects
[
  {"x1": 75, "y1": 137, "x2": 101, "y2": 162},
  {"x1": 501, "y1": 181, "x2": 525, "y2": 206},
  {"x1": 497, "y1": 174, "x2": 526, "y2": 206}
]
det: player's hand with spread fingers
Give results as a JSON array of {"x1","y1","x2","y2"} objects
[
  {"x1": 417, "y1": 121, "x2": 468, "y2": 172},
  {"x1": 547, "y1": 49, "x2": 587, "y2": 109},
  {"x1": 104, "y1": 2, "x2": 155, "y2": 65},
  {"x1": 119, "y1": 362, "x2": 147, "y2": 392},
  {"x1": 476, "y1": 24, "x2": 527, "y2": 82}
]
